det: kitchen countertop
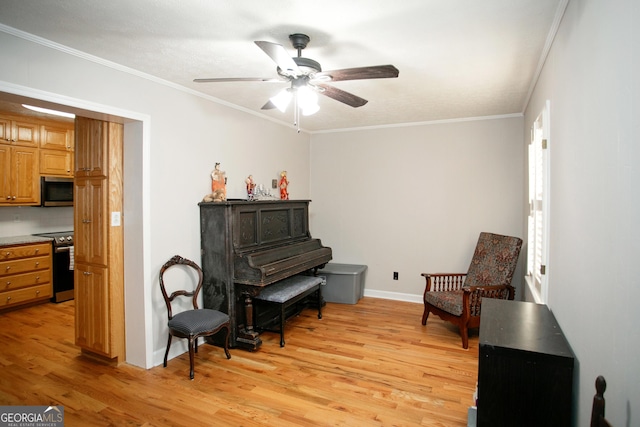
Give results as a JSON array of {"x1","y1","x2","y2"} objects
[{"x1": 0, "y1": 235, "x2": 54, "y2": 247}]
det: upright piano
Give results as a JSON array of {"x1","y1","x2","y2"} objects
[{"x1": 199, "y1": 199, "x2": 332, "y2": 350}]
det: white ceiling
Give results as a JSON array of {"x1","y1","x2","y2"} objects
[{"x1": 0, "y1": 0, "x2": 564, "y2": 132}]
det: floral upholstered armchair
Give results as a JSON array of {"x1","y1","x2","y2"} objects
[{"x1": 421, "y1": 232, "x2": 522, "y2": 349}]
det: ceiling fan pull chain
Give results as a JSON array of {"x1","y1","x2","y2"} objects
[{"x1": 294, "y1": 95, "x2": 300, "y2": 133}]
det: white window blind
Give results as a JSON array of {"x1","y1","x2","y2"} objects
[{"x1": 527, "y1": 102, "x2": 549, "y2": 303}]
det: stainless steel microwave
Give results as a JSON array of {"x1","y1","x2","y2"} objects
[{"x1": 40, "y1": 176, "x2": 74, "y2": 207}]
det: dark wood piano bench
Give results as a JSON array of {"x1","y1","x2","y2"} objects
[{"x1": 254, "y1": 275, "x2": 325, "y2": 347}]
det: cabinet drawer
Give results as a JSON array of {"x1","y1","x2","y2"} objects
[
  {"x1": 0, "y1": 283, "x2": 51, "y2": 308},
  {"x1": 0, "y1": 256, "x2": 51, "y2": 277},
  {"x1": 1, "y1": 270, "x2": 51, "y2": 292},
  {"x1": 0, "y1": 243, "x2": 51, "y2": 260}
]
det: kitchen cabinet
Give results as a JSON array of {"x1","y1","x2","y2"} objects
[
  {"x1": 0, "y1": 144, "x2": 40, "y2": 205},
  {"x1": 74, "y1": 263, "x2": 110, "y2": 356},
  {"x1": 1, "y1": 113, "x2": 75, "y2": 203},
  {"x1": 39, "y1": 122, "x2": 74, "y2": 177},
  {"x1": 0, "y1": 241, "x2": 52, "y2": 311},
  {"x1": 75, "y1": 117, "x2": 107, "y2": 177},
  {"x1": 40, "y1": 123, "x2": 74, "y2": 151},
  {"x1": 73, "y1": 116, "x2": 124, "y2": 363},
  {"x1": 0, "y1": 115, "x2": 39, "y2": 147},
  {"x1": 74, "y1": 177, "x2": 108, "y2": 265},
  {"x1": 40, "y1": 149, "x2": 74, "y2": 177}
]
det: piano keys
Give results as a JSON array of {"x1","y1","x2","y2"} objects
[{"x1": 199, "y1": 199, "x2": 332, "y2": 350}]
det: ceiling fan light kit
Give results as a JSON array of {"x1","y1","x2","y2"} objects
[
  {"x1": 269, "y1": 89, "x2": 293, "y2": 112},
  {"x1": 195, "y1": 33, "x2": 399, "y2": 131}
]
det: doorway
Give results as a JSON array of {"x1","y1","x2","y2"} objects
[{"x1": 0, "y1": 86, "x2": 151, "y2": 368}]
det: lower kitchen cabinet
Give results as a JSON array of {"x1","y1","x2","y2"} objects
[
  {"x1": 74, "y1": 263, "x2": 110, "y2": 356},
  {"x1": 0, "y1": 241, "x2": 52, "y2": 310}
]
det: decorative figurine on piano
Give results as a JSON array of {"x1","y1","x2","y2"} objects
[
  {"x1": 202, "y1": 162, "x2": 227, "y2": 202},
  {"x1": 279, "y1": 170, "x2": 289, "y2": 200},
  {"x1": 245, "y1": 175, "x2": 256, "y2": 200}
]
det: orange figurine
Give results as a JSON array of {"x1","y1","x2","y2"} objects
[
  {"x1": 210, "y1": 162, "x2": 226, "y2": 201},
  {"x1": 279, "y1": 171, "x2": 289, "y2": 200}
]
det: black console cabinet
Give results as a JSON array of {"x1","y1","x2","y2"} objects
[{"x1": 477, "y1": 299, "x2": 575, "y2": 427}]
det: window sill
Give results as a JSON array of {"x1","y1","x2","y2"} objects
[{"x1": 524, "y1": 275, "x2": 544, "y2": 304}]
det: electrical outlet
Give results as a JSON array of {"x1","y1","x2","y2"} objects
[
  {"x1": 393, "y1": 272, "x2": 398, "y2": 280},
  {"x1": 272, "y1": 179, "x2": 278, "y2": 189}
]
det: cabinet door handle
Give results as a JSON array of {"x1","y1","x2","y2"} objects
[
  {"x1": 35, "y1": 262, "x2": 40, "y2": 267},
  {"x1": 35, "y1": 290, "x2": 40, "y2": 295},
  {"x1": 3, "y1": 252, "x2": 9, "y2": 257},
  {"x1": 5, "y1": 266, "x2": 10, "y2": 271},
  {"x1": 35, "y1": 248, "x2": 40, "y2": 253},
  {"x1": 83, "y1": 271, "x2": 92, "y2": 275},
  {"x1": 6, "y1": 296, "x2": 11, "y2": 302}
]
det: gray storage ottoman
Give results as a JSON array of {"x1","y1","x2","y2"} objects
[{"x1": 318, "y1": 263, "x2": 367, "y2": 304}]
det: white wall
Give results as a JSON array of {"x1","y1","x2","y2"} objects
[
  {"x1": 309, "y1": 117, "x2": 525, "y2": 301},
  {"x1": 524, "y1": 0, "x2": 640, "y2": 425},
  {"x1": 0, "y1": 29, "x2": 312, "y2": 368}
]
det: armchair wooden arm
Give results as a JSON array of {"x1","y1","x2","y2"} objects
[
  {"x1": 464, "y1": 284, "x2": 515, "y2": 317},
  {"x1": 421, "y1": 273, "x2": 467, "y2": 292}
]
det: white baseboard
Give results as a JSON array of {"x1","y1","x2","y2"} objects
[
  {"x1": 363, "y1": 289, "x2": 423, "y2": 304},
  {"x1": 153, "y1": 339, "x2": 188, "y2": 368}
]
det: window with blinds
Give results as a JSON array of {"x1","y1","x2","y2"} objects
[{"x1": 527, "y1": 101, "x2": 549, "y2": 303}]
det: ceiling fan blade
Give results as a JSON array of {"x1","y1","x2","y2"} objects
[
  {"x1": 316, "y1": 84, "x2": 368, "y2": 108},
  {"x1": 315, "y1": 65, "x2": 399, "y2": 82},
  {"x1": 194, "y1": 77, "x2": 282, "y2": 83},
  {"x1": 255, "y1": 41, "x2": 300, "y2": 75}
]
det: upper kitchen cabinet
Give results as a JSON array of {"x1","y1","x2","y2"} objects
[
  {"x1": 75, "y1": 117, "x2": 107, "y2": 177},
  {"x1": 39, "y1": 149, "x2": 74, "y2": 177},
  {"x1": 40, "y1": 123, "x2": 74, "y2": 152},
  {"x1": 0, "y1": 144, "x2": 40, "y2": 205},
  {"x1": 0, "y1": 115, "x2": 39, "y2": 147},
  {"x1": 39, "y1": 123, "x2": 75, "y2": 176}
]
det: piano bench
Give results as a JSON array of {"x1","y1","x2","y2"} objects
[{"x1": 254, "y1": 275, "x2": 325, "y2": 347}]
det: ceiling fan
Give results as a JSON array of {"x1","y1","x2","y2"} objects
[{"x1": 194, "y1": 33, "x2": 399, "y2": 118}]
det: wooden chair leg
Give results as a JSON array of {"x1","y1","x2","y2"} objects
[
  {"x1": 188, "y1": 337, "x2": 196, "y2": 380},
  {"x1": 223, "y1": 326, "x2": 231, "y2": 359},
  {"x1": 163, "y1": 334, "x2": 172, "y2": 367},
  {"x1": 421, "y1": 306, "x2": 430, "y2": 325},
  {"x1": 460, "y1": 325, "x2": 469, "y2": 349},
  {"x1": 280, "y1": 305, "x2": 286, "y2": 347}
]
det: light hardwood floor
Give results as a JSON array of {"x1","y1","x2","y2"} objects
[{"x1": 0, "y1": 297, "x2": 479, "y2": 426}]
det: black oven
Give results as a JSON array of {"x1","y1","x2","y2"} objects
[
  {"x1": 41, "y1": 176, "x2": 74, "y2": 207},
  {"x1": 33, "y1": 231, "x2": 74, "y2": 303}
]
